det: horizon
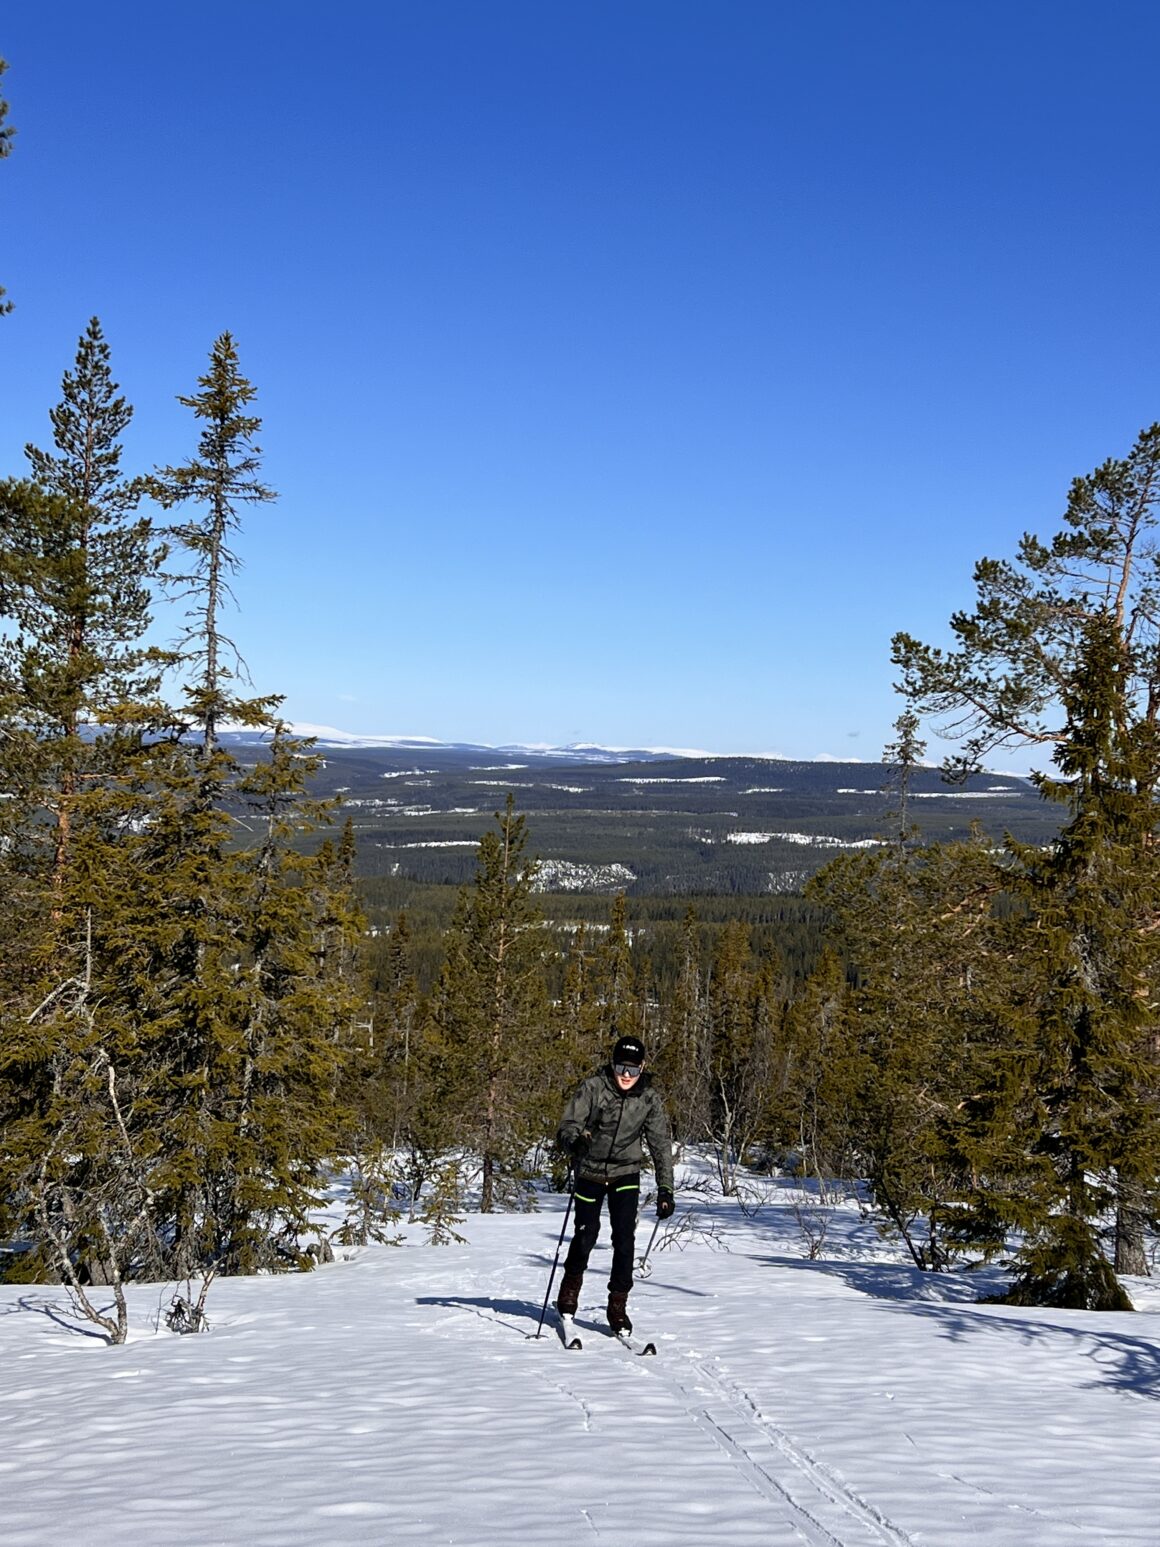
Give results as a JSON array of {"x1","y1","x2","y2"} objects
[
  {"x1": 2, "y1": 3, "x2": 1156, "y2": 781},
  {"x1": 241, "y1": 719, "x2": 1040, "y2": 780}
]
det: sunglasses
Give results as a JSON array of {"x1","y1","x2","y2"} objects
[{"x1": 614, "y1": 1062, "x2": 643, "y2": 1078}]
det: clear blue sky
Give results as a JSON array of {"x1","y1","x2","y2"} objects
[{"x1": 2, "y1": 3, "x2": 1158, "y2": 771}]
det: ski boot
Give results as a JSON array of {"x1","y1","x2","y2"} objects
[
  {"x1": 606, "y1": 1290, "x2": 632, "y2": 1334},
  {"x1": 555, "y1": 1272, "x2": 584, "y2": 1317}
]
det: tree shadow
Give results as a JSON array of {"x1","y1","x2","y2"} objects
[
  {"x1": 761, "y1": 1256, "x2": 1160, "y2": 1400},
  {"x1": 765, "y1": 1255, "x2": 991, "y2": 1304},
  {"x1": 908, "y1": 1300, "x2": 1160, "y2": 1401},
  {"x1": 416, "y1": 1293, "x2": 543, "y2": 1336},
  {"x1": 4, "y1": 1293, "x2": 112, "y2": 1340}
]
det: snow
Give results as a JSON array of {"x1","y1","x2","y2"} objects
[
  {"x1": 909, "y1": 792, "x2": 1011, "y2": 800},
  {"x1": 533, "y1": 859, "x2": 638, "y2": 892},
  {"x1": 3, "y1": 1176, "x2": 1158, "y2": 1547},
  {"x1": 379, "y1": 840, "x2": 480, "y2": 849},
  {"x1": 727, "y1": 831, "x2": 883, "y2": 849},
  {"x1": 469, "y1": 780, "x2": 539, "y2": 788},
  {"x1": 617, "y1": 776, "x2": 727, "y2": 784}
]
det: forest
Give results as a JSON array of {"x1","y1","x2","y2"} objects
[{"x1": 2, "y1": 65, "x2": 1160, "y2": 1335}]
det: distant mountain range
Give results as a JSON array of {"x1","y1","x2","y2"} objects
[
  {"x1": 220, "y1": 728, "x2": 1058, "y2": 897},
  {"x1": 218, "y1": 725, "x2": 703, "y2": 764}
]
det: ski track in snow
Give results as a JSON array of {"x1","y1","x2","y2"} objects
[
  {"x1": 2, "y1": 1179, "x2": 1158, "y2": 1546},
  {"x1": 522, "y1": 1300, "x2": 914, "y2": 1547}
]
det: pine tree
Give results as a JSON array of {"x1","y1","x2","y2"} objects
[
  {"x1": 893, "y1": 422, "x2": 1160, "y2": 778},
  {"x1": 894, "y1": 424, "x2": 1160, "y2": 1303}
]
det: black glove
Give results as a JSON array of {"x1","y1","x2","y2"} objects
[
  {"x1": 656, "y1": 1188, "x2": 675, "y2": 1220},
  {"x1": 569, "y1": 1131, "x2": 591, "y2": 1162}
]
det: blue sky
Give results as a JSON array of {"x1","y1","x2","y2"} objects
[{"x1": 2, "y1": 3, "x2": 1158, "y2": 772}]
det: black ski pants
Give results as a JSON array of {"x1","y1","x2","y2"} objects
[{"x1": 563, "y1": 1173, "x2": 640, "y2": 1294}]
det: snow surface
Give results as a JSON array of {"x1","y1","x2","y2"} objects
[
  {"x1": 2, "y1": 1175, "x2": 1158, "y2": 1546},
  {"x1": 616, "y1": 776, "x2": 727, "y2": 785},
  {"x1": 727, "y1": 831, "x2": 883, "y2": 850},
  {"x1": 532, "y1": 859, "x2": 637, "y2": 892}
]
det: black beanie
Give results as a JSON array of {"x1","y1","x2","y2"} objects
[{"x1": 612, "y1": 1035, "x2": 646, "y2": 1067}]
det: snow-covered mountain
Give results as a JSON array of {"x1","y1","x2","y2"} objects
[{"x1": 218, "y1": 723, "x2": 699, "y2": 765}]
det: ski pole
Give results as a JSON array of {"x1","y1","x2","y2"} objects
[
  {"x1": 530, "y1": 1165, "x2": 575, "y2": 1339},
  {"x1": 635, "y1": 1216, "x2": 661, "y2": 1279}
]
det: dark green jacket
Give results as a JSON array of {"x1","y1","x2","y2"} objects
[{"x1": 557, "y1": 1067, "x2": 674, "y2": 1192}]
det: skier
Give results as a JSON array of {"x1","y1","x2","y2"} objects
[{"x1": 555, "y1": 1033, "x2": 675, "y2": 1333}]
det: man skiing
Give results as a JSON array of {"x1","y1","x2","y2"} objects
[{"x1": 555, "y1": 1033, "x2": 675, "y2": 1333}]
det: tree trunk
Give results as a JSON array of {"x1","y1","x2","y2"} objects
[{"x1": 1114, "y1": 1176, "x2": 1149, "y2": 1277}]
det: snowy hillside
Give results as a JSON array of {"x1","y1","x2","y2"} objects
[{"x1": 3, "y1": 1172, "x2": 1157, "y2": 1546}]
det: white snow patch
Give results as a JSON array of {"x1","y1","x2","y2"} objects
[
  {"x1": 910, "y1": 791, "x2": 1012, "y2": 799},
  {"x1": 287, "y1": 723, "x2": 445, "y2": 746},
  {"x1": 616, "y1": 776, "x2": 726, "y2": 784},
  {"x1": 728, "y1": 831, "x2": 883, "y2": 849},
  {"x1": 380, "y1": 841, "x2": 479, "y2": 849},
  {"x1": 533, "y1": 859, "x2": 637, "y2": 892}
]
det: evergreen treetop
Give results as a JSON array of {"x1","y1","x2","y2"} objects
[
  {"x1": 150, "y1": 332, "x2": 276, "y2": 751},
  {"x1": 893, "y1": 422, "x2": 1160, "y2": 778},
  {"x1": 0, "y1": 58, "x2": 13, "y2": 316}
]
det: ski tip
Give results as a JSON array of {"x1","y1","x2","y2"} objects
[{"x1": 640, "y1": 1341, "x2": 657, "y2": 1356}]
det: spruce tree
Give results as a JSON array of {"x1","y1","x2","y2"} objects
[
  {"x1": 693, "y1": 922, "x2": 783, "y2": 1194},
  {"x1": 428, "y1": 797, "x2": 552, "y2": 1212},
  {"x1": 137, "y1": 336, "x2": 360, "y2": 1277},
  {"x1": 959, "y1": 617, "x2": 1160, "y2": 1308},
  {"x1": 0, "y1": 324, "x2": 170, "y2": 1333},
  {"x1": 595, "y1": 892, "x2": 643, "y2": 1039},
  {"x1": 808, "y1": 832, "x2": 1006, "y2": 1270},
  {"x1": 776, "y1": 948, "x2": 860, "y2": 1189},
  {"x1": 0, "y1": 318, "x2": 159, "y2": 895},
  {"x1": 150, "y1": 330, "x2": 276, "y2": 755},
  {"x1": 655, "y1": 906, "x2": 708, "y2": 1145}
]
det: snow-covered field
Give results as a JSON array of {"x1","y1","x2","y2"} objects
[{"x1": 3, "y1": 1175, "x2": 1158, "y2": 1546}]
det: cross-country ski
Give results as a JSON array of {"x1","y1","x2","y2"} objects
[{"x1": 557, "y1": 1311, "x2": 582, "y2": 1350}]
